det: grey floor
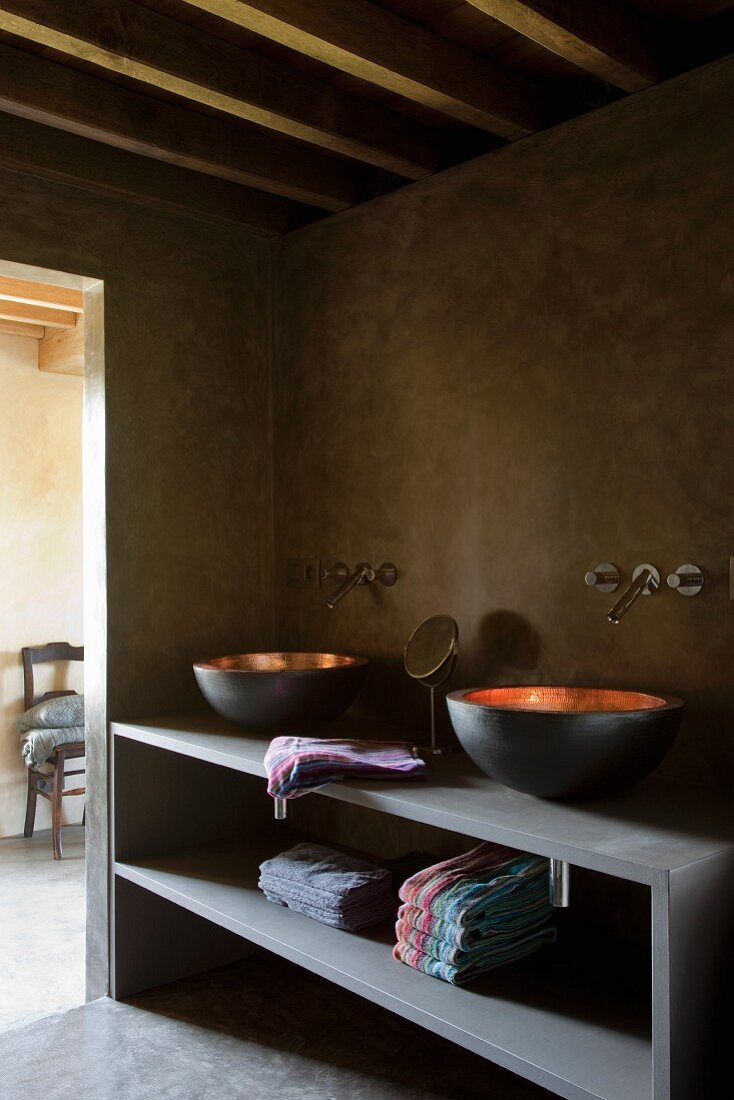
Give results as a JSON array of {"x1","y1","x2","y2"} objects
[
  {"x1": 0, "y1": 825, "x2": 551, "y2": 1099},
  {"x1": 0, "y1": 954, "x2": 552, "y2": 1100},
  {"x1": 0, "y1": 825, "x2": 85, "y2": 1032}
]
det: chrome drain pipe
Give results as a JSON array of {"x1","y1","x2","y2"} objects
[{"x1": 550, "y1": 858, "x2": 571, "y2": 907}]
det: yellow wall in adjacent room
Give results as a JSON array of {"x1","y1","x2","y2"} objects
[{"x1": 0, "y1": 332, "x2": 83, "y2": 838}]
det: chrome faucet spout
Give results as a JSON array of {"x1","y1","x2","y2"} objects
[
  {"x1": 607, "y1": 565, "x2": 659, "y2": 623},
  {"x1": 326, "y1": 562, "x2": 374, "y2": 608}
]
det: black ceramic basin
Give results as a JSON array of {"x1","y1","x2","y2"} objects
[
  {"x1": 194, "y1": 652, "x2": 368, "y2": 731},
  {"x1": 446, "y1": 686, "x2": 684, "y2": 800}
]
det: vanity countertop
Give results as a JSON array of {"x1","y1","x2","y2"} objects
[{"x1": 112, "y1": 712, "x2": 734, "y2": 884}]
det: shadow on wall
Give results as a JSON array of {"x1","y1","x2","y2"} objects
[
  {"x1": 475, "y1": 610, "x2": 542, "y2": 685},
  {"x1": 353, "y1": 609, "x2": 545, "y2": 740}
]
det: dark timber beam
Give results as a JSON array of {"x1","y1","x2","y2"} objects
[
  {"x1": 466, "y1": 0, "x2": 665, "y2": 92},
  {"x1": 0, "y1": 112, "x2": 318, "y2": 237},
  {"x1": 0, "y1": 44, "x2": 362, "y2": 212},
  {"x1": 181, "y1": 0, "x2": 543, "y2": 137},
  {"x1": 0, "y1": 45, "x2": 362, "y2": 215},
  {"x1": 0, "y1": 0, "x2": 443, "y2": 179}
]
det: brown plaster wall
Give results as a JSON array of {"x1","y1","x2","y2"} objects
[
  {"x1": 272, "y1": 55, "x2": 734, "y2": 792},
  {"x1": 0, "y1": 172, "x2": 272, "y2": 709},
  {"x1": 0, "y1": 144, "x2": 273, "y2": 997},
  {"x1": 3, "y1": 49, "x2": 733, "y2": 1000}
]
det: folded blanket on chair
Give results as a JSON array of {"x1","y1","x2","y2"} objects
[
  {"x1": 18, "y1": 694, "x2": 84, "y2": 733},
  {"x1": 21, "y1": 726, "x2": 85, "y2": 769}
]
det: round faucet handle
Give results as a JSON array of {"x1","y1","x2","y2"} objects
[
  {"x1": 375, "y1": 562, "x2": 398, "y2": 587},
  {"x1": 585, "y1": 563, "x2": 620, "y2": 593},
  {"x1": 322, "y1": 561, "x2": 348, "y2": 582},
  {"x1": 667, "y1": 564, "x2": 704, "y2": 596}
]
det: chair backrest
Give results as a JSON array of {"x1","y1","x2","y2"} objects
[{"x1": 22, "y1": 642, "x2": 84, "y2": 711}]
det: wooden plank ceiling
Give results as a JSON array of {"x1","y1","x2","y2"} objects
[
  {"x1": 0, "y1": 275, "x2": 83, "y2": 374},
  {"x1": 0, "y1": 0, "x2": 731, "y2": 236}
]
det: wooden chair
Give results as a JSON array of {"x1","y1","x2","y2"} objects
[{"x1": 22, "y1": 642, "x2": 85, "y2": 860}]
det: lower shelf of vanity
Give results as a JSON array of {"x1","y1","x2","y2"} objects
[{"x1": 115, "y1": 830, "x2": 651, "y2": 1100}]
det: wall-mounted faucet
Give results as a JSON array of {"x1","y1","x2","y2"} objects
[
  {"x1": 326, "y1": 562, "x2": 373, "y2": 608},
  {"x1": 286, "y1": 557, "x2": 398, "y2": 607},
  {"x1": 325, "y1": 561, "x2": 397, "y2": 609},
  {"x1": 607, "y1": 564, "x2": 660, "y2": 624},
  {"x1": 586, "y1": 559, "x2": 706, "y2": 621}
]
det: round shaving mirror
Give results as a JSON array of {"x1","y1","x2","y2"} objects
[{"x1": 404, "y1": 614, "x2": 459, "y2": 754}]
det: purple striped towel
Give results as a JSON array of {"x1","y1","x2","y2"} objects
[{"x1": 264, "y1": 737, "x2": 427, "y2": 800}]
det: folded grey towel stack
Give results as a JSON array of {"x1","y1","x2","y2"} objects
[{"x1": 259, "y1": 842, "x2": 397, "y2": 932}]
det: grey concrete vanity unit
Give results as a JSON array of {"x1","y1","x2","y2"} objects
[{"x1": 111, "y1": 715, "x2": 734, "y2": 1100}]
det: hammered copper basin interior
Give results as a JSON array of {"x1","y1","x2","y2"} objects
[
  {"x1": 447, "y1": 686, "x2": 684, "y2": 800},
  {"x1": 194, "y1": 652, "x2": 368, "y2": 731}
]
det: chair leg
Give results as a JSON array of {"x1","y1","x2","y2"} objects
[
  {"x1": 52, "y1": 755, "x2": 64, "y2": 860},
  {"x1": 23, "y1": 769, "x2": 37, "y2": 839}
]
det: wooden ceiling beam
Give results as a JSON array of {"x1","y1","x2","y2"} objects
[
  {"x1": 0, "y1": 300, "x2": 77, "y2": 328},
  {"x1": 0, "y1": 0, "x2": 443, "y2": 179},
  {"x1": 0, "y1": 273, "x2": 83, "y2": 312},
  {"x1": 0, "y1": 44, "x2": 362, "y2": 212},
  {"x1": 39, "y1": 318, "x2": 84, "y2": 376},
  {"x1": 180, "y1": 0, "x2": 543, "y2": 137},
  {"x1": 0, "y1": 112, "x2": 318, "y2": 237},
  {"x1": 465, "y1": 0, "x2": 664, "y2": 92},
  {"x1": 0, "y1": 318, "x2": 45, "y2": 338}
]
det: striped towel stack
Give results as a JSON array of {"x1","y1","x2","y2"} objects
[
  {"x1": 393, "y1": 842, "x2": 556, "y2": 985},
  {"x1": 264, "y1": 737, "x2": 427, "y2": 801}
]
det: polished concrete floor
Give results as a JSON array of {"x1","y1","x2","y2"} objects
[
  {"x1": 0, "y1": 825, "x2": 550, "y2": 1098},
  {"x1": 0, "y1": 953, "x2": 552, "y2": 1099},
  {"x1": 0, "y1": 825, "x2": 85, "y2": 1033}
]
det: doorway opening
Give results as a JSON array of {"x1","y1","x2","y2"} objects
[{"x1": 0, "y1": 259, "x2": 105, "y2": 1032}]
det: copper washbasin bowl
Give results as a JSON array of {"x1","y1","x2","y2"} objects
[
  {"x1": 446, "y1": 686, "x2": 684, "y2": 799},
  {"x1": 194, "y1": 652, "x2": 368, "y2": 731}
]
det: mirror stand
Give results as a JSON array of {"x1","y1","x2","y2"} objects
[
  {"x1": 404, "y1": 613, "x2": 461, "y2": 756},
  {"x1": 415, "y1": 682, "x2": 460, "y2": 755}
]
